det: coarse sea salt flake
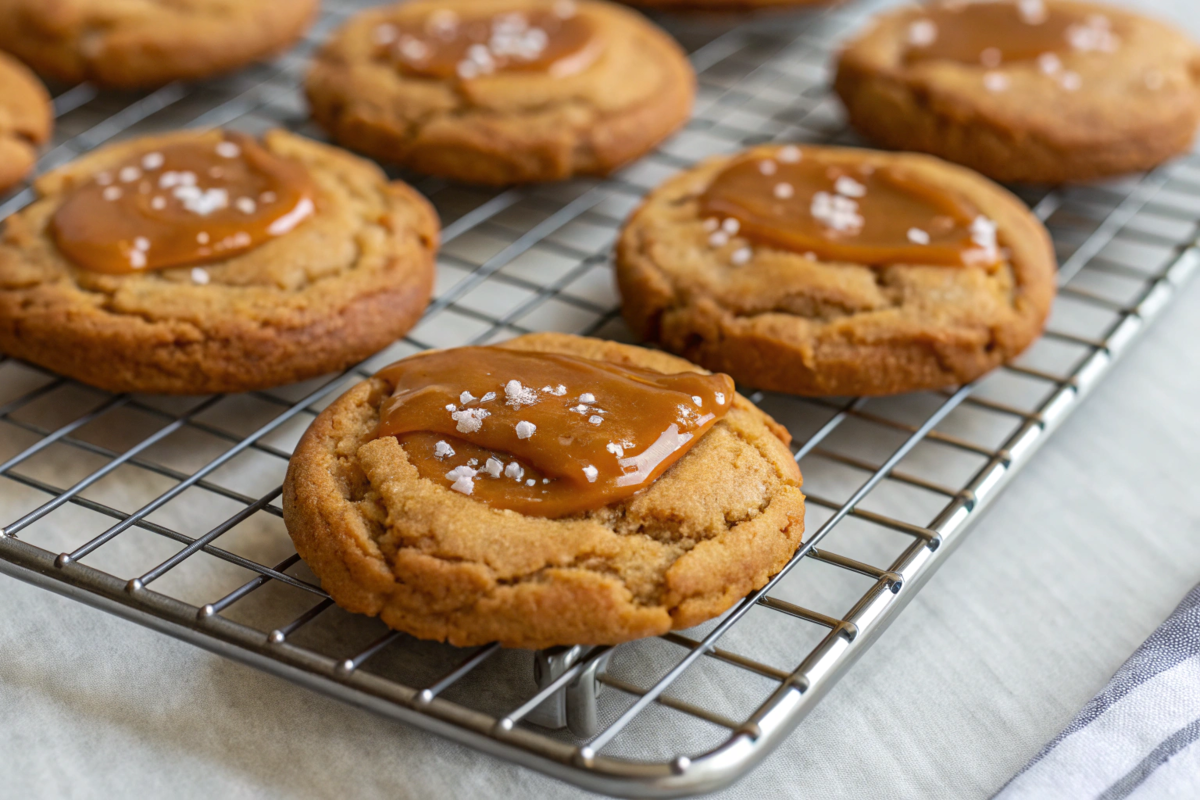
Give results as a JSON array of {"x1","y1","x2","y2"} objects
[
  {"x1": 835, "y1": 176, "x2": 867, "y2": 198},
  {"x1": 452, "y1": 408, "x2": 489, "y2": 434},
  {"x1": 460, "y1": 391, "x2": 476, "y2": 404},
  {"x1": 589, "y1": 415, "x2": 603, "y2": 425},
  {"x1": 434, "y1": 440, "x2": 455, "y2": 459},
  {"x1": 731, "y1": 247, "x2": 752, "y2": 266},
  {"x1": 582, "y1": 465, "x2": 598, "y2": 483},
  {"x1": 907, "y1": 227, "x2": 931, "y2": 245},
  {"x1": 692, "y1": 395, "x2": 703, "y2": 407},
  {"x1": 516, "y1": 420, "x2": 536, "y2": 439},
  {"x1": 715, "y1": 392, "x2": 726, "y2": 405},
  {"x1": 505, "y1": 379, "x2": 538, "y2": 408},
  {"x1": 505, "y1": 462, "x2": 524, "y2": 481},
  {"x1": 579, "y1": 393, "x2": 595, "y2": 403},
  {"x1": 778, "y1": 146, "x2": 801, "y2": 163},
  {"x1": 190, "y1": 268, "x2": 209, "y2": 285},
  {"x1": 773, "y1": 182, "x2": 795, "y2": 200},
  {"x1": 484, "y1": 458, "x2": 503, "y2": 478}
]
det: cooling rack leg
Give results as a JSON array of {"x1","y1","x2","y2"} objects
[{"x1": 528, "y1": 646, "x2": 612, "y2": 736}]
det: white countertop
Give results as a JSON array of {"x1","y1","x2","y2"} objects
[{"x1": 3, "y1": 1, "x2": 1200, "y2": 798}]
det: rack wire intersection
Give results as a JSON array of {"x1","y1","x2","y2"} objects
[{"x1": 1, "y1": 1, "x2": 1198, "y2": 796}]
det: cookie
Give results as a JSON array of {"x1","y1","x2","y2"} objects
[
  {"x1": 306, "y1": 0, "x2": 695, "y2": 185},
  {"x1": 834, "y1": 0, "x2": 1200, "y2": 184},
  {"x1": 0, "y1": 52, "x2": 52, "y2": 195},
  {"x1": 282, "y1": 332, "x2": 805, "y2": 649},
  {"x1": 615, "y1": 144, "x2": 1057, "y2": 397},
  {"x1": 0, "y1": 0, "x2": 318, "y2": 89},
  {"x1": 0, "y1": 129, "x2": 438, "y2": 395}
]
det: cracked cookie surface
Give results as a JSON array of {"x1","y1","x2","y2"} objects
[
  {"x1": 282, "y1": 333, "x2": 805, "y2": 649},
  {"x1": 305, "y1": 0, "x2": 695, "y2": 186},
  {"x1": 0, "y1": 52, "x2": 51, "y2": 195},
  {"x1": 0, "y1": 0, "x2": 318, "y2": 89},
  {"x1": 615, "y1": 145, "x2": 1056, "y2": 397},
  {"x1": 835, "y1": 0, "x2": 1200, "y2": 184},
  {"x1": 0, "y1": 129, "x2": 438, "y2": 395}
]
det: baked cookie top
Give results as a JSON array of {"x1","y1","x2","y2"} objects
[
  {"x1": 0, "y1": 0, "x2": 319, "y2": 88},
  {"x1": 616, "y1": 144, "x2": 1057, "y2": 397},
  {"x1": 0, "y1": 129, "x2": 438, "y2": 394},
  {"x1": 0, "y1": 52, "x2": 52, "y2": 194},
  {"x1": 305, "y1": 0, "x2": 695, "y2": 184},
  {"x1": 836, "y1": 1, "x2": 1200, "y2": 171},
  {"x1": 282, "y1": 333, "x2": 805, "y2": 649}
]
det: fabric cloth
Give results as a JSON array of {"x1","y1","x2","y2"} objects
[{"x1": 998, "y1": 586, "x2": 1200, "y2": 800}]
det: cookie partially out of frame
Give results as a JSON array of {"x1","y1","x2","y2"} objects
[
  {"x1": 306, "y1": 0, "x2": 695, "y2": 185},
  {"x1": 0, "y1": 52, "x2": 52, "y2": 195},
  {"x1": 282, "y1": 333, "x2": 805, "y2": 650},
  {"x1": 615, "y1": 144, "x2": 1057, "y2": 397},
  {"x1": 620, "y1": 0, "x2": 830, "y2": 9},
  {"x1": 0, "y1": 0, "x2": 318, "y2": 89},
  {"x1": 834, "y1": 0, "x2": 1200, "y2": 184},
  {"x1": 0, "y1": 130, "x2": 438, "y2": 395}
]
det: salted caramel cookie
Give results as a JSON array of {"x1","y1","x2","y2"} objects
[
  {"x1": 0, "y1": 0, "x2": 318, "y2": 89},
  {"x1": 0, "y1": 129, "x2": 438, "y2": 395},
  {"x1": 305, "y1": 0, "x2": 695, "y2": 185},
  {"x1": 615, "y1": 144, "x2": 1057, "y2": 397},
  {"x1": 0, "y1": 52, "x2": 52, "y2": 195},
  {"x1": 835, "y1": 0, "x2": 1200, "y2": 184},
  {"x1": 282, "y1": 332, "x2": 805, "y2": 649}
]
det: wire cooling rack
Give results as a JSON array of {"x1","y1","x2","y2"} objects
[{"x1": 2, "y1": 0, "x2": 1199, "y2": 796}]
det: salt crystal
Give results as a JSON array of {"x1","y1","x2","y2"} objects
[
  {"x1": 460, "y1": 391, "x2": 476, "y2": 404},
  {"x1": 445, "y1": 465, "x2": 477, "y2": 495},
  {"x1": 908, "y1": 19, "x2": 937, "y2": 47},
  {"x1": 709, "y1": 230, "x2": 730, "y2": 247},
  {"x1": 451, "y1": 408, "x2": 489, "y2": 434},
  {"x1": 773, "y1": 183, "x2": 795, "y2": 200},
  {"x1": 907, "y1": 227, "x2": 931, "y2": 245},
  {"x1": 190, "y1": 268, "x2": 209, "y2": 285},
  {"x1": 119, "y1": 166, "x2": 142, "y2": 183},
  {"x1": 505, "y1": 462, "x2": 525, "y2": 481},
  {"x1": 1038, "y1": 52, "x2": 1062, "y2": 75},
  {"x1": 778, "y1": 146, "x2": 801, "y2": 163},
  {"x1": 715, "y1": 392, "x2": 726, "y2": 405},
  {"x1": 235, "y1": 197, "x2": 257, "y2": 214},
  {"x1": 516, "y1": 420, "x2": 536, "y2": 439},
  {"x1": 484, "y1": 458, "x2": 503, "y2": 478},
  {"x1": 215, "y1": 141, "x2": 240, "y2": 159},
  {"x1": 133, "y1": 237, "x2": 150, "y2": 252},
  {"x1": 692, "y1": 395, "x2": 703, "y2": 407},
  {"x1": 526, "y1": 479, "x2": 536, "y2": 487},
  {"x1": 835, "y1": 176, "x2": 867, "y2": 198},
  {"x1": 606, "y1": 443, "x2": 625, "y2": 457},
  {"x1": 481, "y1": 391, "x2": 497, "y2": 402},
  {"x1": 434, "y1": 440, "x2": 455, "y2": 459},
  {"x1": 505, "y1": 379, "x2": 538, "y2": 408},
  {"x1": 1018, "y1": 0, "x2": 1047, "y2": 24},
  {"x1": 589, "y1": 415, "x2": 603, "y2": 425},
  {"x1": 197, "y1": 232, "x2": 210, "y2": 244},
  {"x1": 983, "y1": 72, "x2": 1010, "y2": 93},
  {"x1": 758, "y1": 160, "x2": 778, "y2": 176},
  {"x1": 141, "y1": 152, "x2": 164, "y2": 171},
  {"x1": 722, "y1": 218, "x2": 740, "y2": 235},
  {"x1": 582, "y1": 465, "x2": 598, "y2": 483},
  {"x1": 129, "y1": 250, "x2": 146, "y2": 269},
  {"x1": 730, "y1": 247, "x2": 752, "y2": 266},
  {"x1": 579, "y1": 393, "x2": 595, "y2": 403},
  {"x1": 103, "y1": 186, "x2": 122, "y2": 201},
  {"x1": 151, "y1": 196, "x2": 167, "y2": 210}
]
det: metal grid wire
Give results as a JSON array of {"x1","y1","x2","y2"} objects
[{"x1": 2, "y1": 0, "x2": 1199, "y2": 796}]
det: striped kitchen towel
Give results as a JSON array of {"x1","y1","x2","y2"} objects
[{"x1": 996, "y1": 584, "x2": 1200, "y2": 800}]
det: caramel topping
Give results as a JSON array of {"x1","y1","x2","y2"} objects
[
  {"x1": 51, "y1": 133, "x2": 316, "y2": 275},
  {"x1": 904, "y1": 1, "x2": 1119, "y2": 67},
  {"x1": 375, "y1": 347, "x2": 735, "y2": 518},
  {"x1": 374, "y1": 4, "x2": 603, "y2": 81},
  {"x1": 699, "y1": 148, "x2": 1000, "y2": 268}
]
